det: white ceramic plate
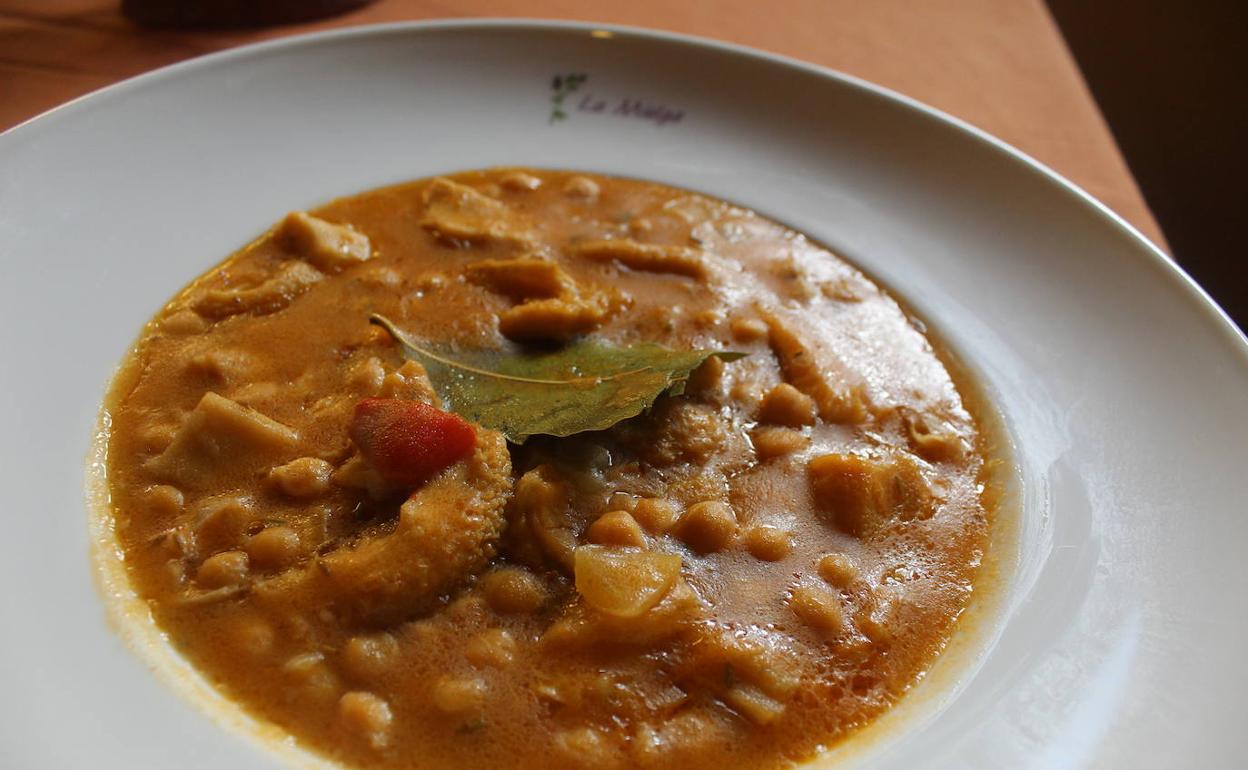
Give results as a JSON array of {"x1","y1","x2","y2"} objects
[{"x1": 2, "y1": 20, "x2": 1245, "y2": 770}]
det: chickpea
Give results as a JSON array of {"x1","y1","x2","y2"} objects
[
  {"x1": 160, "y1": 308, "x2": 208, "y2": 335},
  {"x1": 563, "y1": 175, "x2": 601, "y2": 199},
  {"x1": 431, "y1": 675, "x2": 487, "y2": 715},
  {"x1": 672, "y1": 501, "x2": 738, "y2": 554},
  {"x1": 192, "y1": 494, "x2": 255, "y2": 553},
  {"x1": 789, "y1": 583, "x2": 846, "y2": 636},
  {"x1": 338, "y1": 691, "x2": 393, "y2": 749},
  {"x1": 267, "y1": 457, "x2": 333, "y2": 499},
  {"x1": 744, "y1": 525, "x2": 792, "y2": 561},
  {"x1": 729, "y1": 316, "x2": 769, "y2": 343},
  {"x1": 341, "y1": 633, "x2": 399, "y2": 681},
  {"x1": 757, "y1": 383, "x2": 816, "y2": 427},
  {"x1": 751, "y1": 426, "x2": 809, "y2": 460},
  {"x1": 481, "y1": 567, "x2": 549, "y2": 614},
  {"x1": 856, "y1": 598, "x2": 900, "y2": 644},
  {"x1": 247, "y1": 526, "x2": 301, "y2": 571},
  {"x1": 554, "y1": 726, "x2": 617, "y2": 766},
  {"x1": 196, "y1": 550, "x2": 249, "y2": 588},
  {"x1": 348, "y1": 356, "x2": 386, "y2": 395},
  {"x1": 817, "y1": 553, "x2": 859, "y2": 588},
  {"x1": 631, "y1": 498, "x2": 679, "y2": 535},
  {"x1": 358, "y1": 265, "x2": 403, "y2": 289},
  {"x1": 628, "y1": 217, "x2": 653, "y2": 235},
  {"x1": 465, "y1": 628, "x2": 517, "y2": 668},
  {"x1": 229, "y1": 617, "x2": 275, "y2": 657},
  {"x1": 685, "y1": 355, "x2": 725, "y2": 396},
  {"x1": 586, "y1": 511, "x2": 646, "y2": 548},
  {"x1": 729, "y1": 381, "x2": 759, "y2": 406},
  {"x1": 284, "y1": 652, "x2": 339, "y2": 700},
  {"x1": 138, "y1": 423, "x2": 176, "y2": 454},
  {"x1": 605, "y1": 491, "x2": 638, "y2": 512},
  {"x1": 142, "y1": 485, "x2": 184, "y2": 518},
  {"x1": 693, "y1": 309, "x2": 724, "y2": 329},
  {"x1": 500, "y1": 171, "x2": 543, "y2": 191}
]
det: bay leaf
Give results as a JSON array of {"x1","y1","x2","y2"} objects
[{"x1": 370, "y1": 314, "x2": 745, "y2": 443}]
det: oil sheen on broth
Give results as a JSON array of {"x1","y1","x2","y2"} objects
[{"x1": 103, "y1": 169, "x2": 998, "y2": 769}]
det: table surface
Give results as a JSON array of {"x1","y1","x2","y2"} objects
[{"x1": 1, "y1": 0, "x2": 1165, "y2": 248}]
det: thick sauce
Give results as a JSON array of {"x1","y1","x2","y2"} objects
[{"x1": 104, "y1": 169, "x2": 997, "y2": 769}]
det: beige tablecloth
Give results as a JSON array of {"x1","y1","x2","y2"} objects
[{"x1": 0, "y1": 0, "x2": 1165, "y2": 247}]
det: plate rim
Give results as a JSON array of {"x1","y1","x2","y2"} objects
[
  {"x1": 3, "y1": 18, "x2": 1247, "y2": 769},
  {"x1": 4, "y1": 17, "x2": 1244, "y2": 367}
]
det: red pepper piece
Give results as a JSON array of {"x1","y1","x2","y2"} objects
[{"x1": 349, "y1": 398, "x2": 476, "y2": 488}]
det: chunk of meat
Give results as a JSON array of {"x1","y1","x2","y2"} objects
[
  {"x1": 541, "y1": 575, "x2": 704, "y2": 650},
  {"x1": 498, "y1": 294, "x2": 609, "y2": 343},
  {"x1": 677, "y1": 624, "x2": 805, "y2": 725},
  {"x1": 807, "y1": 452, "x2": 932, "y2": 536},
  {"x1": 420, "y1": 177, "x2": 534, "y2": 246},
  {"x1": 464, "y1": 257, "x2": 575, "y2": 301},
  {"x1": 724, "y1": 683, "x2": 786, "y2": 725},
  {"x1": 257, "y1": 427, "x2": 512, "y2": 626},
  {"x1": 266, "y1": 457, "x2": 333, "y2": 499},
  {"x1": 619, "y1": 399, "x2": 749, "y2": 471},
  {"x1": 148, "y1": 392, "x2": 299, "y2": 489},
  {"x1": 504, "y1": 465, "x2": 579, "y2": 572},
  {"x1": 191, "y1": 261, "x2": 324, "y2": 320},
  {"x1": 763, "y1": 310, "x2": 868, "y2": 424},
  {"x1": 191, "y1": 494, "x2": 255, "y2": 555},
  {"x1": 569, "y1": 239, "x2": 708, "y2": 279},
  {"x1": 378, "y1": 360, "x2": 440, "y2": 403},
  {"x1": 465, "y1": 256, "x2": 612, "y2": 343},
  {"x1": 182, "y1": 347, "x2": 253, "y2": 386},
  {"x1": 899, "y1": 407, "x2": 967, "y2": 462},
  {"x1": 349, "y1": 398, "x2": 477, "y2": 489},
  {"x1": 277, "y1": 211, "x2": 372, "y2": 273},
  {"x1": 756, "y1": 383, "x2": 816, "y2": 427}
]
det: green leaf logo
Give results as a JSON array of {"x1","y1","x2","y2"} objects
[{"x1": 549, "y1": 72, "x2": 589, "y2": 124}]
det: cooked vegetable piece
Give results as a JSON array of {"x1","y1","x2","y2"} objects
[
  {"x1": 191, "y1": 260, "x2": 323, "y2": 319},
  {"x1": 573, "y1": 545, "x2": 682, "y2": 619},
  {"x1": 763, "y1": 311, "x2": 868, "y2": 424},
  {"x1": 349, "y1": 398, "x2": 477, "y2": 488},
  {"x1": 569, "y1": 239, "x2": 708, "y2": 279},
  {"x1": 807, "y1": 452, "x2": 932, "y2": 536}
]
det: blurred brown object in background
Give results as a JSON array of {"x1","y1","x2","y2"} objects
[
  {"x1": 123, "y1": 0, "x2": 375, "y2": 28},
  {"x1": 1047, "y1": 0, "x2": 1247, "y2": 329}
]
